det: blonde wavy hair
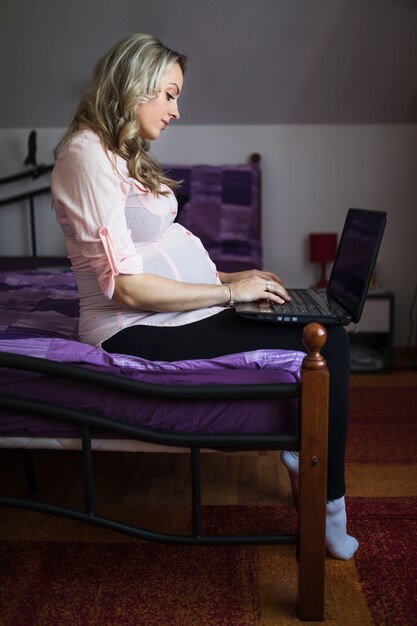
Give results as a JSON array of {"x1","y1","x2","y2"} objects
[{"x1": 54, "y1": 33, "x2": 187, "y2": 195}]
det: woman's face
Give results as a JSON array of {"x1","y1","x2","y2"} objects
[{"x1": 137, "y1": 62, "x2": 183, "y2": 140}]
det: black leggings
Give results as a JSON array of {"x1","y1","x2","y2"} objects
[{"x1": 103, "y1": 309, "x2": 350, "y2": 500}]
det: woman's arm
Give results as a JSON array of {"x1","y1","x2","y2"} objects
[
  {"x1": 114, "y1": 273, "x2": 230, "y2": 310},
  {"x1": 52, "y1": 132, "x2": 144, "y2": 300},
  {"x1": 114, "y1": 271, "x2": 290, "y2": 311}
]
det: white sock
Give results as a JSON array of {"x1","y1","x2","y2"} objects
[
  {"x1": 281, "y1": 453, "x2": 359, "y2": 560},
  {"x1": 326, "y1": 496, "x2": 359, "y2": 560},
  {"x1": 280, "y1": 450, "x2": 299, "y2": 476}
]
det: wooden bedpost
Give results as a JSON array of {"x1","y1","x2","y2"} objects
[{"x1": 297, "y1": 322, "x2": 329, "y2": 621}]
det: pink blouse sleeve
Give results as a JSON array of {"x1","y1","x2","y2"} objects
[{"x1": 52, "y1": 134, "x2": 143, "y2": 299}]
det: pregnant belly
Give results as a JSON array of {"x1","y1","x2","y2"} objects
[{"x1": 139, "y1": 227, "x2": 219, "y2": 285}]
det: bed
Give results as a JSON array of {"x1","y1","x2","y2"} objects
[
  {"x1": 0, "y1": 268, "x2": 329, "y2": 620},
  {"x1": 0, "y1": 156, "x2": 329, "y2": 620}
]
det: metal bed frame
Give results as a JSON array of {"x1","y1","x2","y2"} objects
[
  {"x1": 0, "y1": 130, "x2": 55, "y2": 264},
  {"x1": 0, "y1": 323, "x2": 329, "y2": 621}
]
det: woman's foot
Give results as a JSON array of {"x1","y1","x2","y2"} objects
[
  {"x1": 280, "y1": 450, "x2": 299, "y2": 475},
  {"x1": 326, "y1": 496, "x2": 359, "y2": 560},
  {"x1": 280, "y1": 452, "x2": 359, "y2": 560}
]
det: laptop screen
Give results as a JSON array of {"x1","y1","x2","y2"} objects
[{"x1": 327, "y1": 208, "x2": 387, "y2": 323}]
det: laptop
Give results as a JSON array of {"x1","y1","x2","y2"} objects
[{"x1": 235, "y1": 208, "x2": 387, "y2": 325}]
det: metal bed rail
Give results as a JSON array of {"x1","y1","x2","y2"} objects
[
  {"x1": 0, "y1": 351, "x2": 300, "y2": 547},
  {"x1": 0, "y1": 186, "x2": 52, "y2": 259}
]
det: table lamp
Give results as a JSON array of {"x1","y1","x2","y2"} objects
[{"x1": 309, "y1": 233, "x2": 337, "y2": 288}]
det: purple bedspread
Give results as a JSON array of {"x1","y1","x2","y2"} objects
[{"x1": 0, "y1": 271, "x2": 305, "y2": 439}]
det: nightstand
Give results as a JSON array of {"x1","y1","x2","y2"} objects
[{"x1": 347, "y1": 290, "x2": 395, "y2": 373}]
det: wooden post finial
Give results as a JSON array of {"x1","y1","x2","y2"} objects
[{"x1": 302, "y1": 322, "x2": 327, "y2": 370}]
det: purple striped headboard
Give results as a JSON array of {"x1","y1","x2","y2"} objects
[{"x1": 164, "y1": 155, "x2": 262, "y2": 273}]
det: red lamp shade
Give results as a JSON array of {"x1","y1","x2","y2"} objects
[
  {"x1": 309, "y1": 233, "x2": 337, "y2": 288},
  {"x1": 309, "y1": 233, "x2": 337, "y2": 263}
]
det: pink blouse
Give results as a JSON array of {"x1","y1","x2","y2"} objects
[{"x1": 51, "y1": 129, "x2": 223, "y2": 347}]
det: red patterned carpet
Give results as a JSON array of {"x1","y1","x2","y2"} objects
[
  {"x1": 346, "y1": 384, "x2": 417, "y2": 626},
  {"x1": 0, "y1": 383, "x2": 416, "y2": 624},
  {"x1": 347, "y1": 387, "x2": 417, "y2": 464},
  {"x1": 349, "y1": 497, "x2": 417, "y2": 626},
  {"x1": 0, "y1": 535, "x2": 262, "y2": 625}
]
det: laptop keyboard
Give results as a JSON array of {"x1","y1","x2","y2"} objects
[{"x1": 271, "y1": 289, "x2": 329, "y2": 315}]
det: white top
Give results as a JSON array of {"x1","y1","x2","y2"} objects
[{"x1": 51, "y1": 129, "x2": 223, "y2": 346}]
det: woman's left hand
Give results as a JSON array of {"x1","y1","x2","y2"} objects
[{"x1": 219, "y1": 269, "x2": 285, "y2": 286}]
